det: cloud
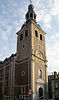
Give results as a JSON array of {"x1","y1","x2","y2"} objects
[
  {"x1": 51, "y1": 0, "x2": 59, "y2": 17},
  {"x1": 50, "y1": 33, "x2": 59, "y2": 40},
  {"x1": 47, "y1": 37, "x2": 59, "y2": 72},
  {"x1": 42, "y1": 14, "x2": 52, "y2": 29},
  {"x1": 0, "y1": 54, "x2": 2, "y2": 58},
  {"x1": 32, "y1": 0, "x2": 59, "y2": 30},
  {"x1": 36, "y1": 10, "x2": 45, "y2": 21},
  {"x1": 0, "y1": 29, "x2": 8, "y2": 41},
  {"x1": 32, "y1": 0, "x2": 52, "y2": 29}
]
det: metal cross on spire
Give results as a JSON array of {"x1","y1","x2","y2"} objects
[{"x1": 30, "y1": 0, "x2": 32, "y2": 4}]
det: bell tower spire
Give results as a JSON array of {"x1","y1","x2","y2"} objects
[
  {"x1": 25, "y1": 2, "x2": 36, "y2": 22},
  {"x1": 16, "y1": 2, "x2": 48, "y2": 100}
]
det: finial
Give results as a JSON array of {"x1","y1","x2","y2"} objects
[{"x1": 30, "y1": 0, "x2": 32, "y2": 4}]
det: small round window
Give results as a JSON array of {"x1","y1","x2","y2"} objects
[{"x1": 22, "y1": 71, "x2": 25, "y2": 76}]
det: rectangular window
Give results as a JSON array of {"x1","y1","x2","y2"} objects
[
  {"x1": 55, "y1": 92, "x2": 59, "y2": 98},
  {"x1": 21, "y1": 86, "x2": 25, "y2": 94},
  {"x1": 0, "y1": 73, "x2": 3, "y2": 81},
  {"x1": 55, "y1": 83, "x2": 58, "y2": 88}
]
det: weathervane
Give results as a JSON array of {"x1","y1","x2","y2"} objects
[{"x1": 30, "y1": 0, "x2": 32, "y2": 4}]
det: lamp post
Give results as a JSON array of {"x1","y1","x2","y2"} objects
[{"x1": 45, "y1": 56, "x2": 48, "y2": 100}]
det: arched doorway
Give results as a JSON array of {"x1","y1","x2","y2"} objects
[{"x1": 39, "y1": 87, "x2": 43, "y2": 98}]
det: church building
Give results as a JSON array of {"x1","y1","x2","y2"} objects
[{"x1": 0, "y1": 3, "x2": 48, "y2": 100}]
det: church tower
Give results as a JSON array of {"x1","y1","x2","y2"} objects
[{"x1": 15, "y1": 3, "x2": 48, "y2": 100}]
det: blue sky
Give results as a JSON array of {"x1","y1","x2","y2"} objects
[{"x1": 0, "y1": 0, "x2": 59, "y2": 73}]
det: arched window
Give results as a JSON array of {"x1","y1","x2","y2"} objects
[
  {"x1": 30, "y1": 13, "x2": 33, "y2": 18},
  {"x1": 39, "y1": 53, "x2": 40, "y2": 57},
  {"x1": 35, "y1": 30, "x2": 38, "y2": 37},
  {"x1": 40, "y1": 34, "x2": 42, "y2": 41},
  {"x1": 26, "y1": 13, "x2": 29, "y2": 19},
  {"x1": 34, "y1": 14, "x2": 36, "y2": 19},
  {"x1": 38, "y1": 69, "x2": 42, "y2": 79},
  {"x1": 25, "y1": 30, "x2": 28, "y2": 37},
  {"x1": 20, "y1": 34, "x2": 23, "y2": 41}
]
